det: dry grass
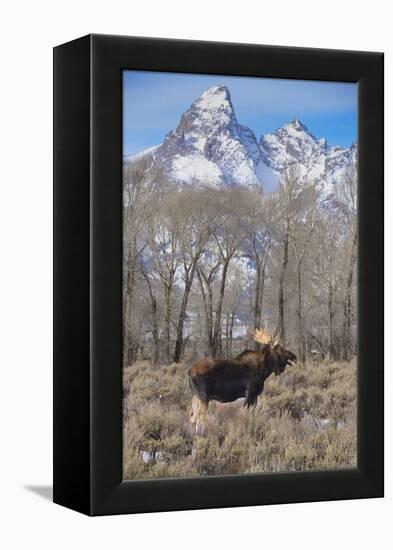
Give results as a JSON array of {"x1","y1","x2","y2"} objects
[{"x1": 123, "y1": 359, "x2": 357, "y2": 480}]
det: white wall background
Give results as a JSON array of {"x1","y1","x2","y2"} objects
[{"x1": 0, "y1": 1, "x2": 390, "y2": 548}]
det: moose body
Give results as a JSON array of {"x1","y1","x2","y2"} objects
[{"x1": 188, "y1": 339, "x2": 296, "y2": 432}]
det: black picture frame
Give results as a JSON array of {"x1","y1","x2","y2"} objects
[{"x1": 53, "y1": 34, "x2": 384, "y2": 516}]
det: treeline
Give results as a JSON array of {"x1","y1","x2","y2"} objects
[{"x1": 123, "y1": 159, "x2": 357, "y2": 366}]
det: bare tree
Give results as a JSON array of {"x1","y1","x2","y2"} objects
[
  {"x1": 196, "y1": 247, "x2": 222, "y2": 356},
  {"x1": 123, "y1": 159, "x2": 156, "y2": 365},
  {"x1": 211, "y1": 188, "x2": 248, "y2": 357},
  {"x1": 222, "y1": 261, "x2": 245, "y2": 357},
  {"x1": 313, "y1": 210, "x2": 343, "y2": 360},
  {"x1": 144, "y1": 194, "x2": 182, "y2": 362},
  {"x1": 291, "y1": 183, "x2": 319, "y2": 362},
  {"x1": 139, "y1": 264, "x2": 160, "y2": 365},
  {"x1": 276, "y1": 166, "x2": 300, "y2": 344},
  {"x1": 172, "y1": 188, "x2": 218, "y2": 362},
  {"x1": 123, "y1": 158, "x2": 358, "y2": 367},
  {"x1": 336, "y1": 165, "x2": 358, "y2": 360},
  {"x1": 241, "y1": 189, "x2": 276, "y2": 348}
]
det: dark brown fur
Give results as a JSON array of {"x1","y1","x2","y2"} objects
[{"x1": 188, "y1": 344, "x2": 296, "y2": 431}]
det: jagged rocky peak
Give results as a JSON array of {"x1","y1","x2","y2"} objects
[
  {"x1": 125, "y1": 85, "x2": 356, "y2": 195},
  {"x1": 260, "y1": 117, "x2": 328, "y2": 175},
  {"x1": 152, "y1": 84, "x2": 279, "y2": 189},
  {"x1": 195, "y1": 85, "x2": 233, "y2": 111},
  {"x1": 289, "y1": 117, "x2": 308, "y2": 131},
  {"x1": 176, "y1": 85, "x2": 236, "y2": 134},
  {"x1": 274, "y1": 117, "x2": 317, "y2": 143},
  {"x1": 292, "y1": 116, "x2": 302, "y2": 126}
]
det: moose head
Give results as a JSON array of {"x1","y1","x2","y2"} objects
[{"x1": 254, "y1": 328, "x2": 297, "y2": 375}]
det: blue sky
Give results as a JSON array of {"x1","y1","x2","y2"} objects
[{"x1": 123, "y1": 70, "x2": 357, "y2": 156}]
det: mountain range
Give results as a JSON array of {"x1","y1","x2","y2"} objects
[{"x1": 124, "y1": 85, "x2": 357, "y2": 196}]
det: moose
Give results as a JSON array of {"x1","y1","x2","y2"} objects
[{"x1": 188, "y1": 328, "x2": 296, "y2": 432}]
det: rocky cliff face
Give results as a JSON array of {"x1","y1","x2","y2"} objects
[
  {"x1": 260, "y1": 117, "x2": 357, "y2": 196},
  {"x1": 125, "y1": 85, "x2": 357, "y2": 196}
]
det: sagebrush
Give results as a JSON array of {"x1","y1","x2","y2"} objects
[{"x1": 123, "y1": 359, "x2": 356, "y2": 479}]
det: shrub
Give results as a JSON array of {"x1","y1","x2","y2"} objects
[{"x1": 123, "y1": 358, "x2": 357, "y2": 479}]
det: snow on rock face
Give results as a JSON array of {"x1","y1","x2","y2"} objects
[
  {"x1": 193, "y1": 85, "x2": 235, "y2": 128},
  {"x1": 171, "y1": 152, "x2": 223, "y2": 186},
  {"x1": 149, "y1": 85, "x2": 278, "y2": 190},
  {"x1": 125, "y1": 86, "x2": 356, "y2": 195},
  {"x1": 260, "y1": 118, "x2": 357, "y2": 193},
  {"x1": 124, "y1": 144, "x2": 159, "y2": 164},
  {"x1": 260, "y1": 118, "x2": 327, "y2": 176}
]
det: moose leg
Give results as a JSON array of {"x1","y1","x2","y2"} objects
[
  {"x1": 244, "y1": 389, "x2": 259, "y2": 408},
  {"x1": 190, "y1": 395, "x2": 200, "y2": 425},
  {"x1": 195, "y1": 400, "x2": 209, "y2": 435}
]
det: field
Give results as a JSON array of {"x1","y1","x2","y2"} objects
[{"x1": 123, "y1": 358, "x2": 357, "y2": 480}]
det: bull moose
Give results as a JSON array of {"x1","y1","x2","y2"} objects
[{"x1": 188, "y1": 329, "x2": 296, "y2": 432}]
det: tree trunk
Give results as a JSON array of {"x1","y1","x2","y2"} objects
[
  {"x1": 218, "y1": 329, "x2": 223, "y2": 357},
  {"x1": 254, "y1": 261, "x2": 267, "y2": 350},
  {"x1": 278, "y1": 232, "x2": 289, "y2": 344},
  {"x1": 212, "y1": 259, "x2": 230, "y2": 357},
  {"x1": 259, "y1": 262, "x2": 266, "y2": 326},
  {"x1": 129, "y1": 318, "x2": 143, "y2": 364},
  {"x1": 141, "y1": 269, "x2": 159, "y2": 366},
  {"x1": 343, "y1": 231, "x2": 357, "y2": 361},
  {"x1": 229, "y1": 312, "x2": 235, "y2": 357},
  {"x1": 164, "y1": 284, "x2": 172, "y2": 363},
  {"x1": 206, "y1": 282, "x2": 214, "y2": 355},
  {"x1": 297, "y1": 262, "x2": 306, "y2": 363},
  {"x1": 196, "y1": 268, "x2": 214, "y2": 356},
  {"x1": 173, "y1": 263, "x2": 197, "y2": 363},
  {"x1": 123, "y1": 256, "x2": 136, "y2": 366},
  {"x1": 253, "y1": 263, "x2": 261, "y2": 350},
  {"x1": 328, "y1": 280, "x2": 334, "y2": 361},
  {"x1": 151, "y1": 296, "x2": 159, "y2": 365},
  {"x1": 225, "y1": 314, "x2": 230, "y2": 358}
]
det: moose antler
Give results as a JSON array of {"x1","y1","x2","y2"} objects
[
  {"x1": 254, "y1": 328, "x2": 272, "y2": 345},
  {"x1": 271, "y1": 327, "x2": 281, "y2": 346},
  {"x1": 254, "y1": 327, "x2": 281, "y2": 346}
]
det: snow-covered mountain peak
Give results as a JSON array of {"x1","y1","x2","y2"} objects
[
  {"x1": 125, "y1": 86, "x2": 356, "y2": 196},
  {"x1": 180, "y1": 85, "x2": 236, "y2": 133},
  {"x1": 259, "y1": 117, "x2": 357, "y2": 196},
  {"x1": 288, "y1": 117, "x2": 309, "y2": 132},
  {"x1": 274, "y1": 118, "x2": 317, "y2": 144},
  {"x1": 195, "y1": 85, "x2": 232, "y2": 111},
  {"x1": 260, "y1": 118, "x2": 327, "y2": 176},
  {"x1": 147, "y1": 85, "x2": 279, "y2": 189}
]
